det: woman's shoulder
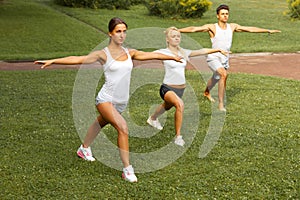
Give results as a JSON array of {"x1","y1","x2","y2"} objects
[
  {"x1": 156, "y1": 48, "x2": 170, "y2": 54},
  {"x1": 87, "y1": 48, "x2": 107, "y2": 64}
]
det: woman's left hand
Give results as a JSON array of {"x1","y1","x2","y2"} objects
[{"x1": 220, "y1": 50, "x2": 231, "y2": 56}]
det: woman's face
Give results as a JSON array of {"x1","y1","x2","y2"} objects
[
  {"x1": 167, "y1": 30, "x2": 181, "y2": 47},
  {"x1": 109, "y1": 23, "x2": 127, "y2": 45}
]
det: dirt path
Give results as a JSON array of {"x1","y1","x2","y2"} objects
[
  {"x1": 228, "y1": 53, "x2": 300, "y2": 80},
  {"x1": 1, "y1": 53, "x2": 299, "y2": 80}
]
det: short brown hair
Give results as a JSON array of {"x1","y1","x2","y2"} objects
[{"x1": 216, "y1": 4, "x2": 229, "y2": 14}]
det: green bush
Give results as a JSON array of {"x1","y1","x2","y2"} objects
[
  {"x1": 130, "y1": 0, "x2": 145, "y2": 5},
  {"x1": 54, "y1": 0, "x2": 139, "y2": 9},
  {"x1": 54, "y1": 0, "x2": 99, "y2": 9},
  {"x1": 286, "y1": 0, "x2": 300, "y2": 19},
  {"x1": 144, "y1": 0, "x2": 212, "y2": 18}
]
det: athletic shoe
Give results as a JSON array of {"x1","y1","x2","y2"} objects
[
  {"x1": 77, "y1": 145, "x2": 96, "y2": 161},
  {"x1": 122, "y1": 165, "x2": 138, "y2": 183},
  {"x1": 219, "y1": 107, "x2": 227, "y2": 112},
  {"x1": 174, "y1": 135, "x2": 185, "y2": 146},
  {"x1": 147, "y1": 116, "x2": 163, "y2": 130}
]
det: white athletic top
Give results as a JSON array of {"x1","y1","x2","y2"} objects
[
  {"x1": 156, "y1": 48, "x2": 191, "y2": 85},
  {"x1": 96, "y1": 47, "x2": 133, "y2": 104},
  {"x1": 207, "y1": 23, "x2": 232, "y2": 63}
]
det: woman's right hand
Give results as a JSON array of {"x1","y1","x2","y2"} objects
[
  {"x1": 220, "y1": 49, "x2": 230, "y2": 56},
  {"x1": 34, "y1": 60, "x2": 54, "y2": 69}
]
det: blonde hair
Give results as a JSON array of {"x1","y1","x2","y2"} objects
[{"x1": 164, "y1": 27, "x2": 188, "y2": 60}]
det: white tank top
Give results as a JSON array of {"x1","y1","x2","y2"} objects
[
  {"x1": 96, "y1": 47, "x2": 133, "y2": 104},
  {"x1": 156, "y1": 48, "x2": 191, "y2": 85},
  {"x1": 207, "y1": 23, "x2": 232, "y2": 63}
]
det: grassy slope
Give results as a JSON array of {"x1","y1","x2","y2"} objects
[
  {"x1": 0, "y1": 0, "x2": 106, "y2": 60},
  {"x1": 0, "y1": 0, "x2": 299, "y2": 60},
  {"x1": 47, "y1": 0, "x2": 300, "y2": 53}
]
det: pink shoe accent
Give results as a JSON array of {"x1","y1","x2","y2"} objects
[{"x1": 77, "y1": 151, "x2": 84, "y2": 159}]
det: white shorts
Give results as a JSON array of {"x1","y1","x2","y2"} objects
[
  {"x1": 207, "y1": 59, "x2": 229, "y2": 80},
  {"x1": 95, "y1": 99, "x2": 127, "y2": 113},
  {"x1": 96, "y1": 88, "x2": 128, "y2": 113}
]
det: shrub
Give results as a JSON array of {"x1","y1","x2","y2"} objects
[
  {"x1": 54, "y1": 0, "x2": 138, "y2": 10},
  {"x1": 286, "y1": 0, "x2": 300, "y2": 19},
  {"x1": 144, "y1": 0, "x2": 212, "y2": 19},
  {"x1": 54, "y1": 0, "x2": 99, "y2": 9},
  {"x1": 99, "y1": 0, "x2": 131, "y2": 9},
  {"x1": 130, "y1": 0, "x2": 145, "y2": 5}
]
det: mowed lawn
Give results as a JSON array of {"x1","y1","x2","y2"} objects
[
  {"x1": 1, "y1": 0, "x2": 299, "y2": 199},
  {"x1": 1, "y1": 68, "x2": 299, "y2": 199}
]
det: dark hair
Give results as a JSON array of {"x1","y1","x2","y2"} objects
[
  {"x1": 216, "y1": 4, "x2": 229, "y2": 14},
  {"x1": 108, "y1": 17, "x2": 128, "y2": 32}
]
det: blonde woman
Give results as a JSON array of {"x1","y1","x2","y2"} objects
[{"x1": 147, "y1": 27, "x2": 228, "y2": 146}]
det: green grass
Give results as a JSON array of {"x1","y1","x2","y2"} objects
[
  {"x1": 1, "y1": 0, "x2": 299, "y2": 199},
  {"x1": 1, "y1": 69, "x2": 299, "y2": 199},
  {"x1": 48, "y1": 0, "x2": 300, "y2": 53},
  {"x1": 0, "y1": 0, "x2": 299, "y2": 60},
  {"x1": 0, "y1": 0, "x2": 106, "y2": 60}
]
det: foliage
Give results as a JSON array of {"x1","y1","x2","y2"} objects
[
  {"x1": 53, "y1": 0, "x2": 142, "y2": 9},
  {"x1": 144, "y1": 0, "x2": 212, "y2": 18},
  {"x1": 286, "y1": 0, "x2": 300, "y2": 19},
  {"x1": 130, "y1": 0, "x2": 145, "y2": 5}
]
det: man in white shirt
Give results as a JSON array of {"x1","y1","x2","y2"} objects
[{"x1": 179, "y1": 4, "x2": 280, "y2": 111}]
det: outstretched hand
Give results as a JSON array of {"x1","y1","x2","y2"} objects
[
  {"x1": 220, "y1": 50, "x2": 231, "y2": 56},
  {"x1": 34, "y1": 60, "x2": 54, "y2": 69},
  {"x1": 268, "y1": 30, "x2": 281, "y2": 34}
]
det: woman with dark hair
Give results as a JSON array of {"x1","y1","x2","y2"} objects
[{"x1": 35, "y1": 17, "x2": 182, "y2": 183}]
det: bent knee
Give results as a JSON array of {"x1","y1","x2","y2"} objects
[
  {"x1": 114, "y1": 122, "x2": 128, "y2": 135},
  {"x1": 217, "y1": 68, "x2": 227, "y2": 77},
  {"x1": 174, "y1": 100, "x2": 184, "y2": 111},
  {"x1": 219, "y1": 73, "x2": 227, "y2": 81}
]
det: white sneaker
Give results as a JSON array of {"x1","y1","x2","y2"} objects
[
  {"x1": 77, "y1": 145, "x2": 96, "y2": 161},
  {"x1": 122, "y1": 165, "x2": 138, "y2": 183},
  {"x1": 147, "y1": 116, "x2": 163, "y2": 130},
  {"x1": 174, "y1": 135, "x2": 185, "y2": 146}
]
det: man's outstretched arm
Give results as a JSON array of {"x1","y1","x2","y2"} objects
[
  {"x1": 232, "y1": 23, "x2": 281, "y2": 33},
  {"x1": 179, "y1": 24, "x2": 213, "y2": 33}
]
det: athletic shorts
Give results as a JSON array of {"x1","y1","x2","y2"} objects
[
  {"x1": 159, "y1": 84, "x2": 185, "y2": 100},
  {"x1": 95, "y1": 98, "x2": 127, "y2": 113},
  {"x1": 207, "y1": 58, "x2": 229, "y2": 80},
  {"x1": 95, "y1": 89, "x2": 128, "y2": 113}
]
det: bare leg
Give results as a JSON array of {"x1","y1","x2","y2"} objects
[
  {"x1": 163, "y1": 92, "x2": 184, "y2": 137},
  {"x1": 204, "y1": 77, "x2": 218, "y2": 102},
  {"x1": 150, "y1": 103, "x2": 166, "y2": 120},
  {"x1": 216, "y1": 68, "x2": 228, "y2": 111},
  {"x1": 97, "y1": 102, "x2": 130, "y2": 167},
  {"x1": 82, "y1": 115, "x2": 108, "y2": 148}
]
